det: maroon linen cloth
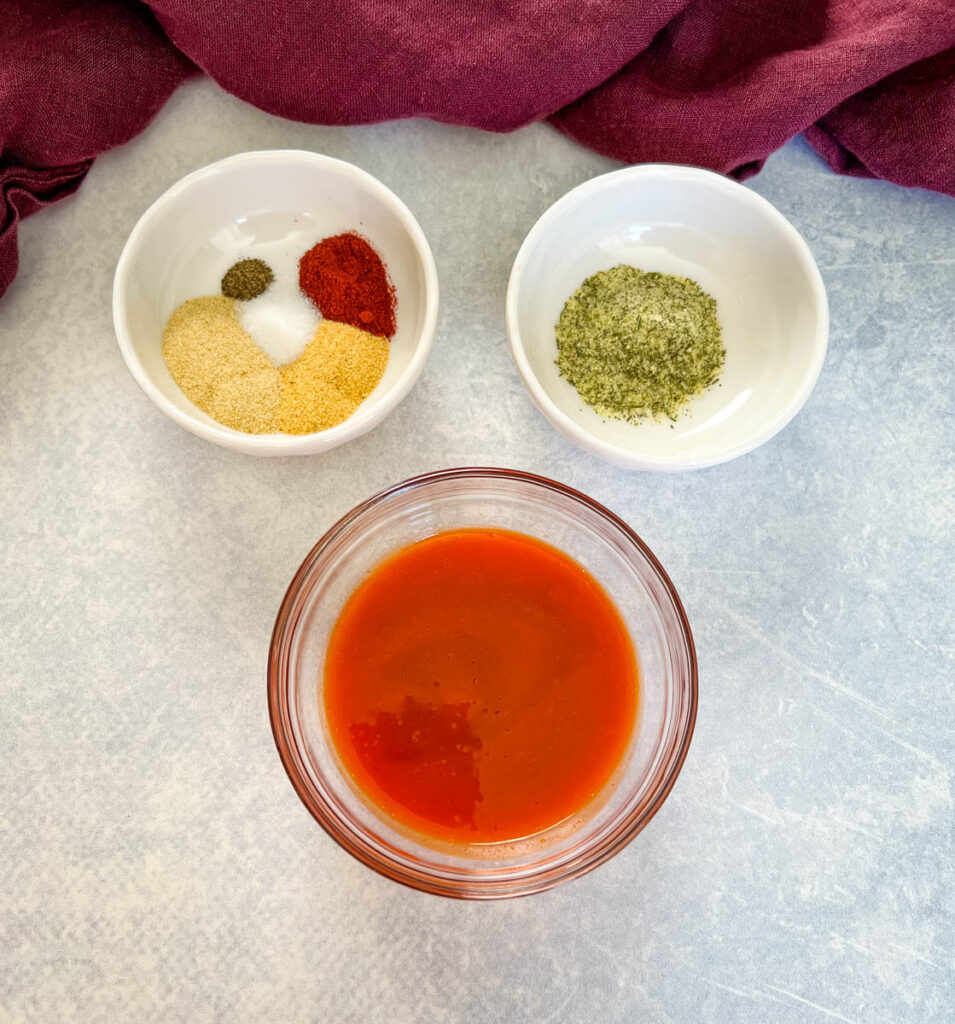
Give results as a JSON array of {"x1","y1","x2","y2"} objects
[
  {"x1": 0, "y1": 1, "x2": 195, "y2": 296},
  {"x1": 2, "y1": 0, "x2": 954, "y2": 299}
]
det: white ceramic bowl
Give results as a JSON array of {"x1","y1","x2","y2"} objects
[
  {"x1": 113, "y1": 150, "x2": 439, "y2": 455},
  {"x1": 506, "y1": 164, "x2": 828, "y2": 471}
]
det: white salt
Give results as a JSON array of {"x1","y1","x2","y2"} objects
[{"x1": 235, "y1": 245, "x2": 320, "y2": 367}]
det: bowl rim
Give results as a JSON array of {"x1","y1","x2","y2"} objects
[
  {"x1": 112, "y1": 148, "x2": 439, "y2": 456},
  {"x1": 504, "y1": 162, "x2": 829, "y2": 472},
  {"x1": 267, "y1": 466, "x2": 698, "y2": 899}
]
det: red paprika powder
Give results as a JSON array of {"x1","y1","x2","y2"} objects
[{"x1": 299, "y1": 232, "x2": 396, "y2": 338}]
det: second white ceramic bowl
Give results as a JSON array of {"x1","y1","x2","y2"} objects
[
  {"x1": 113, "y1": 150, "x2": 438, "y2": 455},
  {"x1": 506, "y1": 164, "x2": 828, "y2": 471}
]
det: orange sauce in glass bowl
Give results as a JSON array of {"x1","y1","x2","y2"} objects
[{"x1": 323, "y1": 528, "x2": 638, "y2": 845}]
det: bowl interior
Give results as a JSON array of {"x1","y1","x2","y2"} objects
[
  {"x1": 116, "y1": 152, "x2": 433, "y2": 440},
  {"x1": 510, "y1": 167, "x2": 826, "y2": 466},
  {"x1": 271, "y1": 471, "x2": 696, "y2": 897}
]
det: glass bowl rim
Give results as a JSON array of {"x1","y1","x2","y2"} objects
[{"x1": 267, "y1": 466, "x2": 698, "y2": 899}]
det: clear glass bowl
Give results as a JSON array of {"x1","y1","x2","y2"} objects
[{"x1": 268, "y1": 468, "x2": 697, "y2": 899}]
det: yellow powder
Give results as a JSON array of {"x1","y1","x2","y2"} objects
[
  {"x1": 279, "y1": 320, "x2": 389, "y2": 434},
  {"x1": 163, "y1": 295, "x2": 280, "y2": 433}
]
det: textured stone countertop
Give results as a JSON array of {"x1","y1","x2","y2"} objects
[{"x1": 2, "y1": 78, "x2": 953, "y2": 1023}]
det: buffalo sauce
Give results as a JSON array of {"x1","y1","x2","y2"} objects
[{"x1": 323, "y1": 529, "x2": 638, "y2": 844}]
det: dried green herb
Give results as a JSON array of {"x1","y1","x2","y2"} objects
[
  {"x1": 556, "y1": 266, "x2": 725, "y2": 423},
  {"x1": 221, "y1": 258, "x2": 274, "y2": 301}
]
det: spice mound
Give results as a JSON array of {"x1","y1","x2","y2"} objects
[
  {"x1": 221, "y1": 258, "x2": 274, "y2": 301},
  {"x1": 300, "y1": 232, "x2": 396, "y2": 338},
  {"x1": 163, "y1": 295, "x2": 280, "y2": 433},
  {"x1": 161, "y1": 232, "x2": 397, "y2": 436},
  {"x1": 556, "y1": 266, "x2": 725, "y2": 423},
  {"x1": 232, "y1": 254, "x2": 319, "y2": 367},
  {"x1": 279, "y1": 322, "x2": 389, "y2": 434}
]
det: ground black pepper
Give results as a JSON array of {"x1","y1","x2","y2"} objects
[{"x1": 221, "y1": 258, "x2": 274, "y2": 301}]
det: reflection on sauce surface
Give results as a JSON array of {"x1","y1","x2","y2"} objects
[{"x1": 324, "y1": 529, "x2": 638, "y2": 844}]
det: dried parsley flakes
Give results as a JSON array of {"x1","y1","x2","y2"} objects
[{"x1": 555, "y1": 266, "x2": 725, "y2": 423}]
